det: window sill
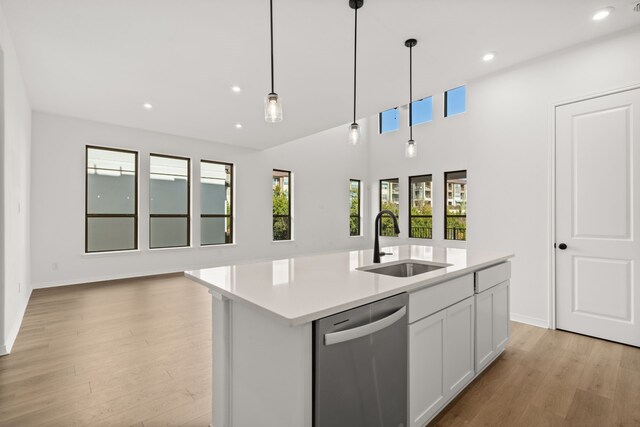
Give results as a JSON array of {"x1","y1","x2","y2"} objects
[
  {"x1": 200, "y1": 243, "x2": 237, "y2": 248},
  {"x1": 149, "y1": 245, "x2": 193, "y2": 252},
  {"x1": 83, "y1": 249, "x2": 141, "y2": 258},
  {"x1": 271, "y1": 239, "x2": 295, "y2": 244}
]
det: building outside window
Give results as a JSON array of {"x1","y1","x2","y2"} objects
[
  {"x1": 409, "y1": 175, "x2": 432, "y2": 239},
  {"x1": 149, "y1": 154, "x2": 190, "y2": 248},
  {"x1": 273, "y1": 169, "x2": 292, "y2": 241},
  {"x1": 201, "y1": 160, "x2": 233, "y2": 245},
  {"x1": 445, "y1": 170, "x2": 467, "y2": 240},
  {"x1": 85, "y1": 146, "x2": 138, "y2": 253},
  {"x1": 379, "y1": 178, "x2": 399, "y2": 236},
  {"x1": 349, "y1": 179, "x2": 361, "y2": 236}
]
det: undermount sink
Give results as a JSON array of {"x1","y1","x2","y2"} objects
[{"x1": 358, "y1": 260, "x2": 451, "y2": 278}]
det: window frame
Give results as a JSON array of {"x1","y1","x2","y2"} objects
[
  {"x1": 444, "y1": 85, "x2": 467, "y2": 118},
  {"x1": 85, "y1": 145, "x2": 139, "y2": 254},
  {"x1": 349, "y1": 179, "x2": 361, "y2": 237},
  {"x1": 408, "y1": 174, "x2": 433, "y2": 239},
  {"x1": 444, "y1": 169, "x2": 467, "y2": 241},
  {"x1": 200, "y1": 159, "x2": 234, "y2": 246},
  {"x1": 379, "y1": 177, "x2": 399, "y2": 237},
  {"x1": 149, "y1": 153, "x2": 191, "y2": 249},
  {"x1": 379, "y1": 107, "x2": 400, "y2": 134},
  {"x1": 410, "y1": 97, "x2": 434, "y2": 126},
  {"x1": 272, "y1": 169, "x2": 292, "y2": 241}
]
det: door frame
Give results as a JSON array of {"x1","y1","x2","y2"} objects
[{"x1": 548, "y1": 82, "x2": 640, "y2": 330}]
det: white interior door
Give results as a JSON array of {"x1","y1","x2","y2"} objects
[{"x1": 556, "y1": 87, "x2": 640, "y2": 347}]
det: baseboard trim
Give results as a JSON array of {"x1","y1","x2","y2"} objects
[
  {"x1": 510, "y1": 313, "x2": 549, "y2": 329},
  {"x1": 1, "y1": 288, "x2": 33, "y2": 356},
  {"x1": 32, "y1": 269, "x2": 186, "y2": 290}
]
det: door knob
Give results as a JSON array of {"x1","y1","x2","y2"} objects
[{"x1": 558, "y1": 243, "x2": 567, "y2": 250}]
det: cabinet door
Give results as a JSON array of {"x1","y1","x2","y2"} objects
[
  {"x1": 475, "y1": 281, "x2": 511, "y2": 373},
  {"x1": 444, "y1": 296, "x2": 475, "y2": 397},
  {"x1": 409, "y1": 310, "x2": 446, "y2": 427},
  {"x1": 475, "y1": 289, "x2": 495, "y2": 372},
  {"x1": 493, "y1": 281, "x2": 510, "y2": 351}
]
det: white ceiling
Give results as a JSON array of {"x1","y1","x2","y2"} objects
[{"x1": 2, "y1": 0, "x2": 639, "y2": 150}]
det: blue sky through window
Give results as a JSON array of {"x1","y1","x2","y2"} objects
[
  {"x1": 445, "y1": 86, "x2": 466, "y2": 117},
  {"x1": 411, "y1": 97, "x2": 433, "y2": 125},
  {"x1": 379, "y1": 108, "x2": 399, "y2": 133}
]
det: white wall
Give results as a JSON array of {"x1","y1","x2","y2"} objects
[
  {"x1": 467, "y1": 28, "x2": 640, "y2": 327},
  {"x1": 367, "y1": 28, "x2": 640, "y2": 328},
  {"x1": 0, "y1": 2, "x2": 31, "y2": 355},
  {"x1": 30, "y1": 112, "x2": 370, "y2": 288}
]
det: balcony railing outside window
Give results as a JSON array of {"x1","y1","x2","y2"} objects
[{"x1": 445, "y1": 170, "x2": 467, "y2": 241}]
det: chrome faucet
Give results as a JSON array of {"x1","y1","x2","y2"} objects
[{"x1": 373, "y1": 210, "x2": 400, "y2": 263}]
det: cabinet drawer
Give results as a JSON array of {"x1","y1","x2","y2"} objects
[
  {"x1": 409, "y1": 274, "x2": 474, "y2": 324},
  {"x1": 475, "y1": 262, "x2": 511, "y2": 293}
]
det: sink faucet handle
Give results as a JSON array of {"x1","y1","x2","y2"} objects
[{"x1": 379, "y1": 251, "x2": 392, "y2": 257}]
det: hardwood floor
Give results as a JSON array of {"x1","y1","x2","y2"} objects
[
  {"x1": 432, "y1": 322, "x2": 640, "y2": 427},
  {"x1": 0, "y1": 274, "x2": 213, "y2": 427},
  {"x1": 1, "y1": 275, "x2": 639, "y2": 426}
]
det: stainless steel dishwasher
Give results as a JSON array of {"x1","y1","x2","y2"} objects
[{"x1": 313, "y1": 292, "x2": 408, "y2": 427}]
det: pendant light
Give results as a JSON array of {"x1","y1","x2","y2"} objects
[
  {"x1": 265, "y1": 0, "x2": 283, "y2": 123},
  {"x1": 348, "y1": 0, "x2": 364, "y2": 145},
  {"x1": 405, "y1": 38, "x2": 417, "y2": 158}
]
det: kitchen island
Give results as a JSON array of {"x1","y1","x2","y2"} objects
[{"x1": 185, "y1": 245, "x2": 513, "y2": 427}]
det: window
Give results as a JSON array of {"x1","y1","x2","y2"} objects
[
  {"x1": 86, "y1": 146, "x2": 138, "y2": 253},
  {"x1": 411, "y1": 97, "x2": 433, "y2": 125},
  {"x1": 273, "y1": 169, "x2": 292, "y2": 241},
  {"x1": 409, "y1": 175, "x2": 432, "y2": 239},
  {"x1": 445, "y1": 170, "x2": 467, "y2": 240},
  {"x1": 149, "y1": 154, "x2": 190, "y2": 248},
  {"x1": 379, "y1": 107, "x2": 399, "y2": 134},
  {"x1": 201, "y1": 160, "x2": 233, "y2": 245},
  {"x1": 445, "y1": 85, "x2": 466, "y2": 117},
  {"x1": 379, "y1": 178, "x2": 399, "y2": 236},
  {"x1": 349, "y1": 179, "x2": 361, "y2": 236}
]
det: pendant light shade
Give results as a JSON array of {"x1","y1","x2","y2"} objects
[
  {"x1": 405, "y1": 38, "x2": 417, "y2": 158},
  {"x1": 348, "y1": 0, "x2": 364, "y2": 145},
  {"x1": 405, "y1": 139, "x2": 417, "y2": 158},
  {"x1": 265, "y1": 93, "x2": 283, "y2": 123},
  {"x1": 265, "y1": 0, "x2": 283, "y2": 123},
  {"x1": 348, "y1": 122, "x2": 361, "y2": 145}
]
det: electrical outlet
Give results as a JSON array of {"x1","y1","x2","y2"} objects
[
  {"x1": 18, "y1": 282, "x2": 21, "y2": 292},
  {"x1": 52, "y1": 262, "x2": 59, "y2": 271}
]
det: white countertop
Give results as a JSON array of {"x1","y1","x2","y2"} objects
[{"x1": 185, "y1": 245, "x2": 513, "y2": 326}]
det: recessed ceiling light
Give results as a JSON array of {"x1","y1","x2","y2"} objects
[
  {"x1": 592, "y1": 7, "x2": 614, "y2": 20},
  {"x1": 231, "y1": 86, "x2": 241, "y2": 93},
  {"x1": 235, "y1": 123, "x2": 243, "y2": 129},
  {"x1": 482, "y1": 52, "x2": 496, "y2": 62},
  {"x1": 143, "y1": 102, "x2": 153, "y2": 110}
]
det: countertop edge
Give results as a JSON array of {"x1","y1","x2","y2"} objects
[{"x1": 185, "y1": 253, "x2": 514, "y2": 326}]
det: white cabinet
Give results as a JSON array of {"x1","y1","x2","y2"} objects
[
  {"x1": 444, "y1": 296, "x2": 475, "y2": 397},
  {"x1": 409, "y1": 295, "x2": 475, "y2": 427},
  {"x1": 409, "y1": 309, "x2": 446, "y2": 427},
  {"x1": 475, "y1": 280, "x2": 510, "y2": 373}
]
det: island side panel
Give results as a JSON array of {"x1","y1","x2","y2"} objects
[
  {"x1": 229, "y1": 298, "x2": 312, "y2": 427},
  {"x1": 211, "y1": 291, "x2": 230, "y2": 427}
]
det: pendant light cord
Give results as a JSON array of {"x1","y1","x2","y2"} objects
[
  {"x1": 353, "y1": 5, "x2": 358, "y2": 124},
  {"x1": 409, "y1": 43, "x2": 413, "y2": 140},
  {"x1": 270, "y1": 0, "x2": 275, "y2": 94}
]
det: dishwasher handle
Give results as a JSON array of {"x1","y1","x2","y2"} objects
[{"x1": 324, "y1": 306, "x2": 406, "y2": 346}]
